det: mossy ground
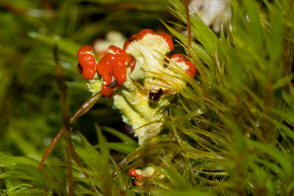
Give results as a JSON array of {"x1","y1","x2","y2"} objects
[{"x1": 0, "y1": 0, "x2": 294, "y2": 195}]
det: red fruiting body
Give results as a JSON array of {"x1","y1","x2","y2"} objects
[
  {"x1": 129, "y1": 168, "x2": 142, "y2": 179},
  {"x1": 129, "y1": 168, "x2": 136, "y2": 176},
  {"x1": 138, "y1": 28, "x2": 155, "y2": 35},
  {"x1": 123, "y1": 29, "x2": 156, "y2": 50},
  {"x1": 123, "y1": 29, "x2": 174, "y2": 52},
  {"x1": 97, "y1": 45, "x2": 134, "y2": 89},
  {"x1": 185, "y1": 61, "x2": 197, "y2": 78},
  {"x1": 78, "y1": 54, "x2": 96, "y2": 68},
  {"x1": 78, "y1": 53, "x2": 96, "y2": 80},
  {"x1": 77, "y1": 45, "x2": 94, "y2": 57},
  {"x1": 101, "y1": 85, "x2": 114, "y2": 97},
  {"x1": 97, "y1": 54, "x2": 113, "y2": 85},
  {"x1": 109, "y1": 45, "x2": 135, "y2": 75},
  {"x1": 136, "y1": 29, "x2": 156, "y2": 39},
  {"x1": 108, "y1": 45, "x2": 124, "y2": 55},
  {"x1": 171, "y1": 53, "x2": 186, "y2": 62},
  {"x1": 113, "y1": 58, "x2": 127, "y2": 85},
  {"x1": 77, "y1": 45, "x2": 97, "y2": 80},
  {"x1": 159, "y1": 32, "x2": 174, "y2": 51},
  {"x1": 109, "y1": 45, "x2": 135, "y2": 66},
  {"x1": 82, "y1": 67, "x2": 96, "y2": 80},
  {"x1": 123, "y1": 39, "x2": 132, "y2": 51},
  {"x1": 171, "y1": 53, "x2": 197, "y2": 78}
]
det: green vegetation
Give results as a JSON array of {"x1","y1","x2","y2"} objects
[{"x1": 0, "y1": 0, "x2": 294, "y2": 195}]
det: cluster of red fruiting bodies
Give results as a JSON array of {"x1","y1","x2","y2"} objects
[
  {"x1": 129, "y1": 168, "x2": 142, "y2": 179},
  {"x1": 77, "y1": 29, "x2": 196, "y2": 97},
  {"x1": 77, "y1": 45, "x2": 133, "y2": 96},
  {"x1": 129, "y1": 168, "x2": 143, "y2": 186}
]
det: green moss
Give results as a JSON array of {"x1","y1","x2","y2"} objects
[{"x1": 1, "y1": 0, "x2": 294, "y2": 195}]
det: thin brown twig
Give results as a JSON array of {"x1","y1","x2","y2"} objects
[
  {"x1": 38, "y1": 92, "x2": 101, "y2": 171},
  {"x1": 54, "y1": 45, "x2": 73, "y2": 195},
  {"x1": 39, "y1": 46, "x2": 102, "y2": 194},
  {"x1": 38, "y1": 127, "x2": 65, "y2": 170},
  {"x1": 38, "y1": 46, "x2": 101, "y2": 187},
  {"x1": 38, "y1": 121, "x2": 88, "y2": 178},
  {"x1": 182, "y1": 0, "x2": 192, "y2": 58}
]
